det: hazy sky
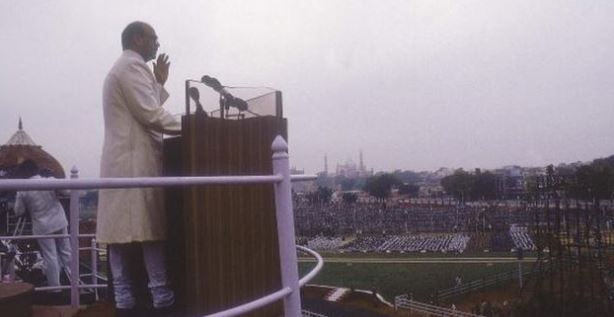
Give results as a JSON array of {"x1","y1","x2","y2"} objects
[{"x1": 1, "y1": 1, "x2": 614, "y2": 177}]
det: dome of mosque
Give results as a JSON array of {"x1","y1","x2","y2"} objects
[{"x1": 0, "y1": 119, "x2": 66, "y2": 178}]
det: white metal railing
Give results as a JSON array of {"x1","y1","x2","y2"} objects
[
  {"x1": 0, "y1": 135, "x2": 322, "y2": 317},
  {"x1": 301, "y1": 310, "x2": 328, "y2": 317},
  {"x1": 394, "y1": 294, "x2": 483, "y2": 317},
  {"x1": 297, "y1": 245, "x2": 323, "y2": 287},
  {"x1": 436, "y1": 268, "x2": 531, "y2": 300},
  {"x1": 0, "y1": 233, "x2": 106, "y2": 300}
]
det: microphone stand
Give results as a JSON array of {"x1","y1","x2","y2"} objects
[
  {"x1": 219, "y1": 94, "x2": 225, "y2": 119},
  {"x1": 185, "y1": 80, "x2": 190, "y2": 115}
]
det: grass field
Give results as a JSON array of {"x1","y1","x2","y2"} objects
[
  {"x1": 312, "y1": 250, "x2": 538, "y2": 258},
  {"x1": 299, "y1": 258, "x2": 534, "y2": 302}
]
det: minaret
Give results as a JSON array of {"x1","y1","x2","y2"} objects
[
  {"x1": 359, "y1": 150, "x2": 365, "y2": 175},
  {"x1": 324, "y1": 154, "x2": 329, "y2": 175}
]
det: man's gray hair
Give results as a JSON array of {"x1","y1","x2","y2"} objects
[{"x1": 121, "y1": 21, "x2": 147, "y2": 50}]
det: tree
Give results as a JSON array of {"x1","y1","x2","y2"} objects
[
  {"x1": 335, "y1": 175, "x2": 357, "y2": 191},
  {"x1": 472, "y1": 171, "x2": 497, "y2": 200},
  {"x1": 393, "y1": 170, "x2": 421, "y2": 184},
  {"x1": 441, "y1": 169, "x2": 499, "y2": 201},
  {"x1": 305, "y1": 186, "x2": 333, "y2": 204},
  {"x1": 81, "y1": 190, "x2": 99, "y2": 208},
  {"x1": 316, "y1": 172, "x2": 333, "y2": 188},
  {"x1": 441, "y1": 169, "x2": 473, "y2": 201},
  {"x1": 398, "y1": 183, "x2": 420, "y2": 196},
  {"x1": 363, "y1": 173, "x2": 401, "y2": 201},
  {"x1": 569, "y1": 165, "x2": 613, "y2": 201},
  {"x1": 317, "y1": 186, "x2": 333, "y2": 204},
  {"x1": 524, "y1": 175, "x2": 539, "y2": 201},
  {"x1": 342, "y1": 192, "x2": 358, "y2": 204}
]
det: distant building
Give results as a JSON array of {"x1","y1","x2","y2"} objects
[
  {"x1": 291, "y1": 167, "x2": 316, "y2": 193},
  {"x1": 336, "y1": 158, "x2": 359, "y2": 178},
  {"x1": 493, "y1": 166, "x2": 525, "y2": 199},
  {"x1": 0, "y1": 118, "x2": 65, "y2": 178},
  {"x1": 332, "y1": 150, "x2": 372, "y2": 178}
]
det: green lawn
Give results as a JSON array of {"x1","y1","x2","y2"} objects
[
  {"x1": 312, "y1": 250, "x2": 537, "y2": 258},
  {"x1": 299, "y1": 261, "x2": 533, "y2": 302}
]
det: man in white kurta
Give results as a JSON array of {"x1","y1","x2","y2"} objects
[{"x1": 97, "y1": 21, "x2": 180, "y2": 315}]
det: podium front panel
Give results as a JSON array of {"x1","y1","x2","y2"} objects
[{"x1": 165, "y1": 115, "x2": 287, "y2": 317}]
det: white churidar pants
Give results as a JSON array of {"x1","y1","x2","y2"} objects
[
  {"x1": 37, "y1": 227, "x2": 71, "y2": 291},
  {"x1": 109, "y1": 241, "x2": 175, "y2": 309}
]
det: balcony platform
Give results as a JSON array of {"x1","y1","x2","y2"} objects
[
  {"x1": 0, "y1": 282, "x2": 33, "y2": 317},
  {"x1": 31, "y1": 301, "x2": 112, "y2": 317},
  {"x1": 32, "y1": 305, "x2": 80, "y2": 317}
]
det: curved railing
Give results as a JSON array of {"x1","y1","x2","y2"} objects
[
  {"x1": 297, "y1": 245, "x2": 324, "y2": 287},
  {"x1": 0, "y1": 136, "x2": 320, "y2": 317},
  {"x1": 203, "y1": 245, "x2": 324, "y2": 317}
]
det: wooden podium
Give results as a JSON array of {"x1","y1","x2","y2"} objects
[{"x1": 164, "y1": 114, "x2": 287, "y2": 317}]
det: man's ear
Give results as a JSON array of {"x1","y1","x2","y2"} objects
[{"x1": 132, "y1": 34, "x2": 144, "y2": 48}]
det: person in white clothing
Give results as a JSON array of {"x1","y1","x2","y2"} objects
[
  {"x1": 97, "y1": 21, "x2": 181, "y2": 317},
  {"x1": 13, "y1": 160, "x2": 71, "y2": 293}
]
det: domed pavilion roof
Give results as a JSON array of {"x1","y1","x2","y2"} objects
[{"x1": 0, "y1": 119, "x2": 66, "y2": 178}]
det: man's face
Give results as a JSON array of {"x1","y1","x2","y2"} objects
[{"x1": 136, "y1": 24, "x2": 159, "y2": 61}]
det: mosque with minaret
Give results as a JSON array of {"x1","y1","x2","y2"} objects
[{"x1": 324, "y1": 150, "x2": 373, "y2": 178}]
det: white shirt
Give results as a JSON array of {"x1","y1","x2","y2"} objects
[{"x1": 14, "y1": 175, "x2": 68, "y2": 235}]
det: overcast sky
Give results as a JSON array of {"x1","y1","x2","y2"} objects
[{"x1": 1, "y1": 1, "x2": 614, "y2": 177}]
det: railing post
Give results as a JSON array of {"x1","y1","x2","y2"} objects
[
  {"x1": 91, "y1": 238, "x2": 98, "y2": 300},
  {"x1": 272, "y1": 136, "x2": 301, "y2": 317},
  {"x1": 518, "y1": 261, "x2": 523, "y2": 289},
  {"x1": 69, "y1": 166, "x2": 80, "y2": 308},
  {"x1": 8, "y1": 256, "x2": 15, "y2": 281}
]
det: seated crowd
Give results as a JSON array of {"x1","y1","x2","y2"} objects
[
  {"x1": 376, "y1": 233, "x2": 470, "y2": 253},
  {"x1": 292, "y1": 201, "x2": 613, "y2": 253},
  {"x1": 509, "y1": 224, "x2": 536, "y2": 251},
  {"x1": 299, "y1": 233, "x2": 470, "y2": 253},
  {"x1": 305, "y1": 236, "x2": 347, "y2": 251},
  {"x1": 294, "y1": 201, "x2": 536, "y2": 237}
]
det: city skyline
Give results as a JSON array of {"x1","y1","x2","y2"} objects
[
  {"x1": 2, "y1": 1, "x2": 614, "y2": 177},
  {"x1": 1, "y1": 115, "x2": 609, "y2": 177}
]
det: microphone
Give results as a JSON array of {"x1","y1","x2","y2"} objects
[
  {"x1": 232, "y1": 98, "x2": 248, "y2": 112},
  {"x1": 188, "y1": 87, "x2": 206, "y2": 115},
  {"x1": 201, "y1": 75, "x2": 224, "y2": 93},
  {"x1": 201, "y1": 75, "x2": 248, "y2": 112}
]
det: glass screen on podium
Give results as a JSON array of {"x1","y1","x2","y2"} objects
[{"x1": 186, "y1": 81, "x2": 282, "y2": 119}]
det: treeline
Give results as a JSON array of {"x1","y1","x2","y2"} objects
[
  {"x1": 441, "y1": 155, "x2": 614, "y2": 202},
  {"x1": 306, "y1": 155, "x2": 614, "y2": 203},
  {"x1": 550, "y1": 156, "x2": 614, "y2": 201},
  {"x1": 440, "y1": 169, "x2": 498, "y2": 201},
  {"x1": 305, "y1": 172, "x2": 420, "y2": 204}
]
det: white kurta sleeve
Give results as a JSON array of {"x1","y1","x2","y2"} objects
[
  {"x1": 118, "y1": 62, "x2": 181, "y2": 135},
  {"x1": 14, "y1": 192, "x2": 26, "y2": 217}
]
